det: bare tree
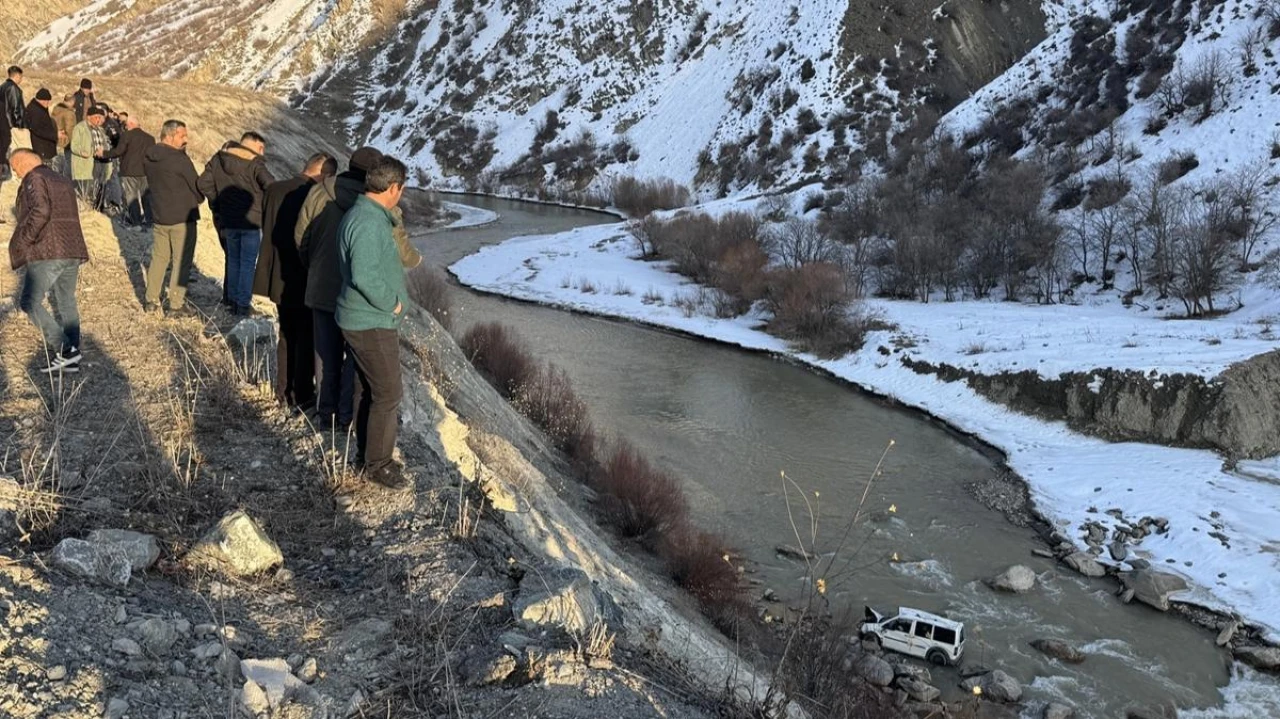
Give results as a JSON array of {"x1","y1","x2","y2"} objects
[
  {"x1": 1223, "y1": 162, "x2": 1280, "y2": 269},
  {"x1": 765, "y1": 218, "x2": 840, "y2": 269},
  {"x1": 1238, "y1": 24, "x2": 1266, "y2": 73},
  {"x1": 1169, "y1": 185, "x2": 1239, "y2": 316},
  {"x1": 819, "y1": 183, "x2": 881, "y2": 297}
]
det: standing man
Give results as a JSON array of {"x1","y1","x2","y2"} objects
[
  {"x1": 25, "y1": 89, "x2": 59, "y2": 165},
  {"x1": 0, "y1": 66, "x2": 25, "y2": 207},
  {"x1": 106, "y1": 115, "x2": 155, "y2": 226},
  {"x1": 253, "y1": 152, "x2": 336, "y2": 411},
  {"x1": 198, "y1": 132, "x2": 274, "y2": 316},
  {"x1": 142, "y1": 120, "x2": 202, "y2": 315},
  {"x1": 336, "y1": 156, "x2": 411, "y2": 489},
  {"x1": 73, "y1": 79, "x2": 94, "y2": 123},
  {"x1": 70, "y1": 106, "x2": 111, "y2": 208},
  {"x1": 8, "y1": 149, "x2": 89, "y2": 374},
  {"x1": 51, "y1": 94, "x2": 76, "y2": 177}
]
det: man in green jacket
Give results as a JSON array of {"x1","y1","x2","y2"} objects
[{"x1": 336, "y1": 156, "x2": 410, "y2": 490}]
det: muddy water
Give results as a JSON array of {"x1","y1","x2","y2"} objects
[{"x1": 413, "y1": 193, "x2": 1278, "y2": 718}]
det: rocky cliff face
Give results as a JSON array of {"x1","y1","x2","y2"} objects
[
  {"x1": 19, "y1": 0, "x2": 1044, "y2": 193},
  {"x1": 904, "y1": 351, "x2": 1280, "y2": 460}
]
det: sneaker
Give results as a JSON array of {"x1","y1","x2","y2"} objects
[
  {"x1": 41, "y1": 347, "x2": 82, "y2": 374},
  {"x1": 366, "y1": 465, "x2": 409, "y2": 490}
]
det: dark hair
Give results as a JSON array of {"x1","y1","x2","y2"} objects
[
  {"x1": 159, "y1": 119, "x2": 187, "y2": 140},
  {"x1": 80, "y1": 78, "x2": 93, "y2": 89},
  {"x1": 305, "y1": 151, "x2": 337, "y2": 176},
  {"x1": 365, "y1": 156, "x2": 407, "y2": 193},
  {"x1": 86, "y1": 106, "x2": 105, "y2": 117},
  {"x1": 241, "y1": 131, "x2": 265, "y2": 145},
  {"x1": 6, "y1": 66, "x2": 21, "y2": 77}
]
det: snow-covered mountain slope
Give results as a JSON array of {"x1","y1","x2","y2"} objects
[
  {"x1": 17, "y1": 0, "x2": 410, "y2": 98},
  {"x1": 18, "y1": 0, "x2": 1046, "y2": 194},
  {"x1": 0, "y1": 0, "x2": 87, "y2": 62}
]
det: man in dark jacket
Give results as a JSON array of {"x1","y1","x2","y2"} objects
[
  {"x1": 0, "y1": 66, "x2": 25, "y2": 208},
  {"x1": 198, "y1": 131, "x2": 274, "y2": 315},
  {"x1": 106, "y1": 116, "x2": 155, "y2": 226},
  {"x1": 25, "y1": 89, "x2": 59, "y2": 163},
  {"x1": 8, "y1": 149, "x2": 89, "y2": 374},
  {"x1": 253, "y1": 152, "x2": 336, "y2": 410},
  {"x1": 296, "y1": 146, "x2": 421, "y2": 429},
  {"x1": 73, "y1": 79, "x2": 94, "y2": 123},
  {"x1": 142, "y1": 120, "x2": 203, "y2": 315}
]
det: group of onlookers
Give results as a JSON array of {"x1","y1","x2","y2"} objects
[{"x1": 5, "y1": 63, "x2": 419, "y2": 490}]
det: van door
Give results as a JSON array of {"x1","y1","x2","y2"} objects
[
  {"x1": 908, "y1": 620, "x2": 935, "y2": 659},
  {"x1": 881, "y1": 617, "x2": 914, "y2": 655}
]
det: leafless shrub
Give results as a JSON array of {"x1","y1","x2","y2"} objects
[
  {"x1": 591, "y1": 442, "x2": 688, "y2": 541},
  {"x1": 610, "y1": 176, "x2": 692, "y2": 218},
  {"x1": 764, "y1": 218, "x2": 840, "y2": 269},
  {"x1": 659, "y1": 527, "x2": 745, "y2": 632},
  {"x1": 513, "y1": 364, "x2": 597, "y2": 464},
  {"x1": 459, "y1": 322, "x2": 535, "y2": 396},
  {"x1": 765, "y1": 263, "x2": 872, "y2": 357},
  {"x1": 1157, "y1": 151, "x2": 1199, "y2": 185}
]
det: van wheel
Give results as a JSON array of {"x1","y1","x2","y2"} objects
[
  {"x1": 863, "y1": 633, "x2": 882, "y2": 648},
  {"x1": 926, "y1": 649, "x2": 948, "y2": 666}
]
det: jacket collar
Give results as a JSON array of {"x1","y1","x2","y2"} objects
[{"x1": 354, "y1": 194, "x2": 398, "y2": 225}]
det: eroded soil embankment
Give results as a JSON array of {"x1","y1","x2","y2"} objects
[{"x1": 902, "y1": 350, "x2": 1280, "y2": 460}]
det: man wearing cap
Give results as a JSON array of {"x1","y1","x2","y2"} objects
[
  {"x1": 70, "y1": 106, "x2": 112, "y2": 208},
  {"x1": 25, "y1": 89, "x2": 59, "y2": 164},
  {"x1": 73, "y1": 79, "x2": 94, "y2": 123},
  {"x1": 106, "y1": 115, "x2": 155, "y2": 226},
  {"x1": 51, "y1": 94, "x2": 76, "y2": 177},
  {"x1": 296, "y1": 146, "x2": 422, "y2": 430}
]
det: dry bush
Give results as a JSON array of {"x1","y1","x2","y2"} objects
[
  {"x1": 406, "y1": 265, "x2": 454, "y2": 332},
  {"x1": 713, "y1": 239, "x2": 770, "y2": 306},
  {"x1": 514, "y1": 364, "x2": 597, "y2": 464},
  {"x1": 765, "y1": 218, "x2": 841, "y2": 269},
  {"x1": 766, "y1": 263, "x2": 871, "y2": 357},
  {"x1": 611, "y1": 176, "x2": 693, "y2": 218},
  {"x1": 627, "y1": 215, "x2": 663, "y2": 258},
  {"x1": 459, "y1": 322, "x2": 535, "y2": 396},
  {"x1": 592, "y1": 442, "x2": 688, "y2": 541},
  {"x1": 660, "y1": 528, "x2": 745, "y2": 630},
  {"x1": 1158, "y1": 151, "x2": 1199, "y2": 185}
]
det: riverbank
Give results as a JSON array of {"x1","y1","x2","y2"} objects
[{"x1": 449, "y1": 219, "x2": 1280, "y2": 648}]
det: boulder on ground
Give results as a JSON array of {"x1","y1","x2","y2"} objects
[
  {"x1": 988, "y1": 565, "x2": 1037, "y2": 593},
  {"x1": 896, "y1": 677, "x2": 940, "y2": 703},
  {"x1": 240, "y1": 657, "x2": 308, "y2": 708},
  {"x1": 1235, "y1": 646, "x2": 1280, "y2": 672},
  {"x1": 513, "y1": 567, "x2": 621, "y2": 635},
  {"x1": 1030, "y1": 638, "x2": 1086, "y2": 664},
  {"x1": 86, "y1": 529, "x2": 160, "y2": 571},
  {"x1": 854, "y1": 654, "x2": 894, "y2": 687},
  {"x1": 1044, "y1": 703, "x2": 1074, "y2": 719},
  {"x1": 187, "y1": 511, "x2": 283, "y2": 577},
  {"x1": 1062, "y1": 552, "x2": 1106, "y2": 578},
  {"x1": 52, "y1": 538, "x2": 133, "y2": 587},
  {"x1": 962, "y1": 669, "x2": 1022, "y2": 703},
  {"x1": 458, "y1": 646, "x2": 520, "y2": 687},
  {"x1": 1118, "y1": 570, "x2": 1187, "y2": 612}
]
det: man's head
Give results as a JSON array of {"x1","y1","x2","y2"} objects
[
  {"x1": 346, "y1": 146, "x2": 382, "y2": 182},
  {"x1": 125, "y1": 116, "x2": 139, "y2": 131},
  {"x1": 79, "y1": 78, "x2": 93, "y2": 92},
  {"x1": 9, "y1": 149, "x2": 41, "y2": 178},
  {"x1": 240, "y1": 131, "x2": 266, "y2": 156},
  {"x1": 159, "y1": 119, "x2": 188, "y2": 150},
  {"x1": 86, "y1": 106, "x2": 105, "y2": 127},
  {"x1": 6, "y1": 66, "x2": 22, "y2": 85},
  {"x1": 365, "y1": 156, "x2": 407, "y2": 209},
  {"x1": 61, "y1": 93, "x2": 73, "y2": 106},
  {"x1": 34, "y1": 88, "x2": 51, "y2": 107},
  {"x1": 302, "y1": 152, "x2": 337, "y2": 181}
]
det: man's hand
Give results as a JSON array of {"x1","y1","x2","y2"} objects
[{"x1": 394, "y1": 301, "x2": 403, "y2": 315}]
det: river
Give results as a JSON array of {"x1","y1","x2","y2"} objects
[{"x1": 412, "y1": 193, "x2": 1278, "y2": 718}]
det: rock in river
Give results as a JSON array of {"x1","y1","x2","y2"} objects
[
  {"x1": 962, "y1": 669, "x2": 1022, "y2": 703},
  {"x1": 1044, "y1": 702, "x2": 1074, "y2": 719},
  {"x1": 1030, "y1": 638, "x2": 1086, "y2": 664},
  {"x1": 988, "y1": 565, "x2": 1037, "y2": 593},
  {"x1": 1062, "y1": 552, "x2": 1107, "y2": 578},
  {"x1": 1118, "y1": 569, "x2": 1187, "y2": 612},
  {"x1": 1235, "y1": 646, "x2": 1280, "y2": 672}
]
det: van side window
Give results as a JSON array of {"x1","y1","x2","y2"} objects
[
  {"x1": 934, "y1": 627, "x2": 957, "y2": 645},
  {"x1": 913, "y1": 622, "x2": 933, "y2": 639},
  {"x1": 885, "y1": 618, "x2": 912, "y2": 633}
]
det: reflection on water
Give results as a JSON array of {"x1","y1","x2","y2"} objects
[{"x1": 414, "y1": 193, "x2": 1279, "y2": 718}]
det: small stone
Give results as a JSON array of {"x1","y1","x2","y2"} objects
[
  {"x1": 186, "y1": 511, "x2": 284, "y2": 577},
  {"x1": 194, "y1": 623, "x2": 217, "y2": 636},
  {"x1": 112, "y1": 637, "x2": 142, "y2": 656},
  {"x1": 192, "y1": 641, "x2": 223, "y2": 659},
  {"x1": 138, "y1": 618, "x2": 178, "y2": 654},
  {"x1": 171, "y1": 660, "x2": 187, "y2": 676},
  {"x1": 1031, "y1": 548, "x2": 1055, "y2": 559},
  {"x1": 297, "y1": 657, "x2": 318, "y2": 683},
  {"x1": 1063, "y1": 552, "x2": 1107, "y2": 578},
  {"x1": 345, "y1": 689, "x2": 365, "y2": 716},
  {"x1": 1119, "y1": 570, "x2": 1188, "y2": 612},
  {"x1": 1120, "y1": 588, "x2": 1136, "y2": 604},
  {"x1": 114, "y1": 606, "x2": 128, "y2": 624},
  {"x1": 1109, "y1": 541, "x2": 1129, "y2": 562},
  {"x1": 896, "y1": 677, "x2": 940, "y2": 703},
  {"x1": 854, "y1": 654, "x2": 894, "y2": 687},
  {"x1": 215, "y1": 648, "x2": 241, "y2": 683},
  {"x1": 46, "y1": 665, "x2": 67, "y2": 681},
  {"x1": 86, "y1": 529, "x2": 161, "y2": 571},
  {"x1": 241, "y1": 679, "x2": 270, "y2": 715},
  {"x1": 174, "y1": 618, "x2": 191, "y2": 635},
  {"x1": 53, "y1": 538, "x2": 132, "y2": 587},
  {"x1": 775, "y1": 544, "x2": 817, "y2": 561},
  {"x1": 1216, "y1": 621, "x2": 1239, "y2": 647},
  {"x1": 105, "y1": 697, "x2": 130, "y2": 719},
  {"x1": 1235, "y1": 646, "x2": 1280, "y2": 671}
]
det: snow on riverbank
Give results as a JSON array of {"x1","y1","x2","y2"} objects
[{"x1": 451, "y1": 218, "x2": 1280, "y2": 643}]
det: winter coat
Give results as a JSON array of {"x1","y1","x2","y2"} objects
[
  {"x1": 335, "y1": 195, "x2": 407, "y2": 332},
  {"x1": 296, "y1": 172, "x2": 421, "y2": 313},
  {"x1": 0, "y1": 79, "x2": 24, "y2": 130},
  {"x1": 70, "y1": 121, "x2": 112, "y2": 182},
  {"x1": 51, "y1": 103, "x2": 75, "y2": 149},
  {"x1": 142, "y1": 143, "x2": 202, "y2": 226},
  {"x1": 73, "y1": 90, "x2": 93, "y2": 123},
  {"x1": 25, "y1": 100, "x2": 59, "y2": 160},
  {"x1": 9, "y1": 166, "x2": 88, "y2": 270},
  {"x1": 104, "y1": 117, "x2": 123, "y2": 148},
  {"x1": 196, "y1": 142, "x2": 274, "y2": 230},
  {"x1": 106, "y1": 127, "x2": 155, "y2": 177},
  {"x1": 252, "y1": 175, "x2": 314, "y2": 306}
]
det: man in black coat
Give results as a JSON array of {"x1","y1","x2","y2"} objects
[
  {"x1": 0, "y1": 65, "x2": 25, "y2": 211},
  {"x1": 25, "y1": 89, "x2": 59, "y2": 163},
  {"x1": 106, "y1": 116, "x2": 156, "y2": 225},
  {"x1": 197, "y1": 131, "x2": 275, "y2": 315},
  {"x1": 73, "y1": 79, "x2": 94, "y2": 123},
  {"x1": 252, "y1": 152, "x2": 336, "y2": 410},
  {"x1": 142, "y1": 119, "x2": 203, "y2": 315}
]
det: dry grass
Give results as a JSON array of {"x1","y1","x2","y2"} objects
[{"x1": 592, "y1": 442, "x2": 688, "y2": 541}]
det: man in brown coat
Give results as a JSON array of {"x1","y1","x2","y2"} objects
[
  {"x1": 8, "y1": 149, "x2": 90, "y2": 373},
  {"x1": 50, "y1": 94, "x2": 76, "y2": 176}
]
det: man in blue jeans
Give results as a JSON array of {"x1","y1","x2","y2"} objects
[
  {"x1": 7, "y1": 149, "x2": 89, "y2": 373},
  {"x1": 198, "y1": 132, "x2": 274, "y2": 315}
]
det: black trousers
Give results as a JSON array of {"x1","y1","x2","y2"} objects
[
  {"x1": 342, "y1": 327, "x2": 401, "y2": 471},
  {"x1": 276, "y1": 305, "x2": 316, "y2": 409}
]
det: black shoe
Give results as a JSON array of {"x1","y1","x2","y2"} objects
[
  {"x1": 234, "y1": 305, "x2": 255, "y2": 317},
  {"x1": 366, "y1": 465, "x2": 409, "y2": 490},
  {"x1": 41, "y1": 347, "x2": 82, "y2": 375}
]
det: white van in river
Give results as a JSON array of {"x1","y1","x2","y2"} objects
[{"x1": 860, "y1": 606, "x2": 966, "y2": 666}]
